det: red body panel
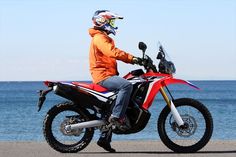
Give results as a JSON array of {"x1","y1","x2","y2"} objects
[{"x1": 72, "y1": 82, "x2": 108, "y2": 92}]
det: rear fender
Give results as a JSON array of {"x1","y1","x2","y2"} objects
[{"x1": 142, "y1": 76, "x2": 200, "y2": 110}]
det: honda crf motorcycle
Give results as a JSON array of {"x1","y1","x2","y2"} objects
[{"x1": 37, "y1": 42, "x2": 213, "y2": 153}]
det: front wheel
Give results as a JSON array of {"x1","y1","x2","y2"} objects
[
  {"x1": 43, "y1": 101, "x2": 94, "y2": 153},
  {"x1": 158, "y1": 98, "x2": 213, "y2": 153}
]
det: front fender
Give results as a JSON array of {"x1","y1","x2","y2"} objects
[
  {"x1": 141, "y1": 75, "x2": 200, "y2": 110},
  {"x1": 162, "y1": 78, "x2": 200, "y2": 90}
]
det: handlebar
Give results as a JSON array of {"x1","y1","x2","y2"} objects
[
  {"x1": 137, "y1": 41, "x2": 176, "y2": 75},
  {"x1": 142, "y1": 55, "x2": 158, "y2": 72}
]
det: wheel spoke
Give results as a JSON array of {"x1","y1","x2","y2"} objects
[
  {"x1": 51, "y1": 111, "x2": 85, "y2": 145},
  {"x1": 165, "y1": 105, "x2": 206, "y2": 146},
  {"x1": 43, "y1": 102, "x2": 94, "y2": 153}
]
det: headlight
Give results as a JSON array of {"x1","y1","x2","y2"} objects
[{"x1": 158, "y1": 59, "x2": 176, "y2": 74}]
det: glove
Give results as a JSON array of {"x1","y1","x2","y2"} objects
[{"x1": 132, "y1": 57, "x2": 143, "y2": 65}]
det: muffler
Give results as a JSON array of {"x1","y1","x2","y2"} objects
[{"x1": 65, "y1": 120, "x2": 106, "y2": 131}]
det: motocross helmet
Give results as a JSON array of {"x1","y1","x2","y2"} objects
[{"x1": 92, "y1": 10, "x2": 123, "y2": 35}]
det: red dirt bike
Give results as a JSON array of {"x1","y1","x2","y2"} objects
[{"x1": 37, "y1": 42, "x2": 213, "y2": 153}]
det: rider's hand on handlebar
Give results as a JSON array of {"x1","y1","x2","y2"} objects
[{"x1": 132, "y1": 57, "x2": 143, "y2": 66}]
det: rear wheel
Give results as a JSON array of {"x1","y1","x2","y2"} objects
[
  {"x1": 158, "y1": 98, "x2": 213, "y2": 153},
  {"x1": 43, "y1": 101, "x2": 94, "y2": 153}
]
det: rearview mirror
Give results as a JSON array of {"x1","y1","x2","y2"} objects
[{"x1": 138, "y1": 42, "x2": 147, "y2": 52}]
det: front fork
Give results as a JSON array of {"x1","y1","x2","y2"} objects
[{"x1": 159, "y1": 87, "x2": 184, "y2": 126}]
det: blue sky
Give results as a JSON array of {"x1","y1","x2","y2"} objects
[{"x1": 0, "y1": 0, "x2": 235, "y2": 81}]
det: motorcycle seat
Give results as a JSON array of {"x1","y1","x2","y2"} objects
[{"x1": 72, "y1": 82, "x2": 108, "y2": 92}]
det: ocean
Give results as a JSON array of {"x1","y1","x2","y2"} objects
[{"x1": 0, "y1": 81, "x2": 236, "y2": 141}]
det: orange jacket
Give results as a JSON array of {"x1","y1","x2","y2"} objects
[{"x1": 89, "y1": 28, "x2": 134, "y2": 84}]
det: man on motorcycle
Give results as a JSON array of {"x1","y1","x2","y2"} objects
[{"x1": 89, "y1": 10, "x2": 142, "y2": 152}]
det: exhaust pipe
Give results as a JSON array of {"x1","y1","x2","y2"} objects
[{"x1": 65, "y1": 120, "x2": 106, "y2": 131}]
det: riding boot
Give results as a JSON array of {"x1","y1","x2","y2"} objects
[{"x1": 97, "y1": 129, "x2": 116, "y2": 152}]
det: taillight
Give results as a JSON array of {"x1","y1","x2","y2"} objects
[{"x1": 44, "y1": 81, "x2": 54, "y2": 87}]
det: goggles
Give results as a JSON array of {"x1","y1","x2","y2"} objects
[{"x1": 108, "y1": 19, "x2": 116, "y2": 28}]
